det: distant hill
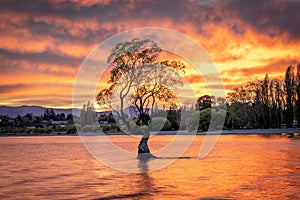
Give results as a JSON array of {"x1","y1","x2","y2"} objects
[
  {"x1": 0, "y1": 105, "x2": 153, "y2": 118},
  {"x1": 0, "y1": 105, "x2": 80, "y2": 118}
]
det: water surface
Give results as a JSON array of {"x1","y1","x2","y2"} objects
[{"x1": 0, "y1": 135, "x2": 299, "y2": 199}]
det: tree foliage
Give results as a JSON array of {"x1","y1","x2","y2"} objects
[
  {"x1": 226, "y1": 64, "x2": 300, "y2": 129},
  {"x1": 195, "y1": 95, "x2": 213, "y2": 111},
  {"x1": 96, "y1": 38, "x2": 185, "y2": 133},
  {"x1": 149, "y1": 117, "x2": 171, "y2": 132},
  {"x1": 80, "y1": 101, "x2": 97, "y2": 126}
]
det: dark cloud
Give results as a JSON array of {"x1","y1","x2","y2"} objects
[
  {"x1": 0, "y1": 55, "x2": 78, "y2": 77},
  {"x1": 0, "y1": 0, "x2": 212, "y2": 39},
  {"x1": 0, "y1": 84, "x2": 27, "y2": 94},
  {"x1": 0, "y1": 0, "x2": 178, "y2": 25},
  {"x1": 0, "y1": 0, "x2": 299, "y2": 107},
  {"x1": 1, "y1": 0, "x2": 299, "y2": 41},
  {"x1": 0, "y1": 83, "x2": 73, "y2": 94},
  {"x1": 0, "y1": 49, "x2": 82, "y2": 67},
  {"x1": 223, "y1": 0, "x2": 300, "y2": 40}
]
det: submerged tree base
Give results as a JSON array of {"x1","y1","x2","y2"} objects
[
  {"x1": 137, "y1": 137, "x2": 157, "y2": 160},
  {"x1": 137, "y1": 153, "x2": 157, "y2": 160}
]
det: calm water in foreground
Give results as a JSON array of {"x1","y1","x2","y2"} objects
[{"x1": 0, "y1": 135, "x2": 299, "y2": 199}]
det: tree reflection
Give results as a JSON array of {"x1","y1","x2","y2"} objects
[{"x1": 137, "y1": 159, "x2": 156, "y2": 197}]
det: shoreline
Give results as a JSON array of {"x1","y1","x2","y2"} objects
[{"x1": 1, "y1": 128, "x2": 300, "y2": 136}]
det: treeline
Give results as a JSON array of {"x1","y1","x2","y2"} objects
[
  {"x1": 226, "y1": 64, "x2": 300, "y2": 129},
  {"x1": 0, "y1": 108, "x2": 75, "y2": 134},
  {"x1": 79, "y1": 63, "x2": 300, "y2": 133},
  {"x1": 2, "y1": 64, "x2": 299, "y2": 134},
  {"x1": 153, "y1": 64, "x2": 300, "y2": 131},
  {"x1": 76, "y1": 101, "x2": 119, "y2": 132}
]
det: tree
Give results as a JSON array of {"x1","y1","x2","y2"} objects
[
  {"x1": 186, "y1": 108, "x2": 224, "y2": 132},
  {"x1": 166, "y1": 108, "x2": 181, "y2": 130},
  {"x1": 186, "y1": 111, "x2": 201, "y2": 132},
  {"x1": 275, "y1": 80, "x2": 283, "y2": 128},
  {"x1": 96, "y1": 38, "x2": 185, "y2": 159},
  {"x1": 66, "y1": 113, "x2": 74, "y2": 121},
  {"x1": 285, "y1": 66, "x2": 294, "y2": 128},
  {"x1": 295, "y1": 64, "x2": 300, "y2": 127},
  {"x1": 80, "y1": 101, "x2": 97, "y2": 126},
  {"x1": 226, "y1": 75, "x2": 288, "y2": 129},
  {"x1": 43, "y1": 108, "x2": 56, "y2": 120},
  {"x1": 59, "y1": 113, "x2": 66, "y2": 121},
  {"x1": 149, "y1": 117, "x2": 171, "y2": 132},
  {"x1": 261, "y1": 74, "x2": 270, "y2": 128},
  {"x1": 195, "y1": 95, "x2": 213, "y2": 111}
]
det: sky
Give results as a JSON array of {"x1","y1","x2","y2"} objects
[{"x1": 0, "y1": 0, "x2": 299, "y2": 108}]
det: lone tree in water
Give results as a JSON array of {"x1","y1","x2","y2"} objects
[{"x1": 96, "y1": 38, "x2": 185, "y2": 159}]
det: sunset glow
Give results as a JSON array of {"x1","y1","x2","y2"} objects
[{"x1": 0, "y1": 0, "x2": 299, "y2": 108}]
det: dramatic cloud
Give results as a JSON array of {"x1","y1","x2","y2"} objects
[
  {"x1": 222, "y1": 58, "x2": 299, "y2": 79},
  {"x1": 0, "y1": 0, "x2": 299, "y2": 107},
  {"x1": 223, "y1": 0, "x2": 300, "y2": 40},
  {"x1": 0, "y1": 84, "x2": 28, "y2": 94}
]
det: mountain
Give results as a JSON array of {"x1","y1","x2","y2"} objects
[
  {"x1": 0, "y1": 105, "x2": 80, "y2": 118},
  {"x1": 0, "y1": 105, "x2": 154, "y2": 118}
]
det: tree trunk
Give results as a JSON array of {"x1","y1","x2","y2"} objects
[
  {"x1": 297, "y1": 100, "x2": 300, "y2": 128},
  {"x1": 137, "y1": 132, "x2": 156, "y2": 160}
]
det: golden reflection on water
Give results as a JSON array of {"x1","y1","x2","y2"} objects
[{"x1": 0, "y1": 135, "x2": 299, "y2": 199}]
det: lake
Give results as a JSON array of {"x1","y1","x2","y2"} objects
[{"x1": 0, "y1": 135, "x2": 299, "y2": 199}]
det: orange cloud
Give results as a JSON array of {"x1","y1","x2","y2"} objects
[{"x1": 0, "y1": 0, "x2": 299, "y2": 107}]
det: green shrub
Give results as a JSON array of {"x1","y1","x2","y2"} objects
[
  {"x1": 149, "y1": 117, "x2": 172, "y2": 132},
  {"x1": 25, "y1": 128, "x2": 33, "y2": 133},
  {"x1": 186, "y1": 111, "x2": 201, "y2": 132},
  {"x1": 186, "y1": 108, "x2": 225, "y2": 132},
  {"x1": 100, "y1": 124, "x2": 109, "y2": 132},
  {"x1": 81, "y1": 124, "x2": 93, "y2": 132},
  {"x1": 199, "y1": 108, "x2": 211, "y2": 131},
  {"x1": 55, "y1": 126, "x2": 66, "y2": 132},
  {"x1": 44, "y1": 128, "x2": 53, "y2": 134},
  {"x1": 209, "y1": 109, "x2": 226, "y2": 130},
  {"x1": 140, "y1": 125, "x2": 148, "y2": 132},
  {"x1": 74, "y1": 124, "x2": 81, "y2": 131},
  {"x1": 12, "y1": 127, "x2": 21, "y2": 133},
  {"x1": 66, "y1": 124, "x2": 77, "y2": 134},
  {"x1": 109, "y1": 123, "x2": 119, "y2": 131},
  {"x1": 91, "y1": 125, "x2": 100, "y2": 132},
  {"x1": 32, "y1": 128, "x2": 43, "y2": 134}
]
